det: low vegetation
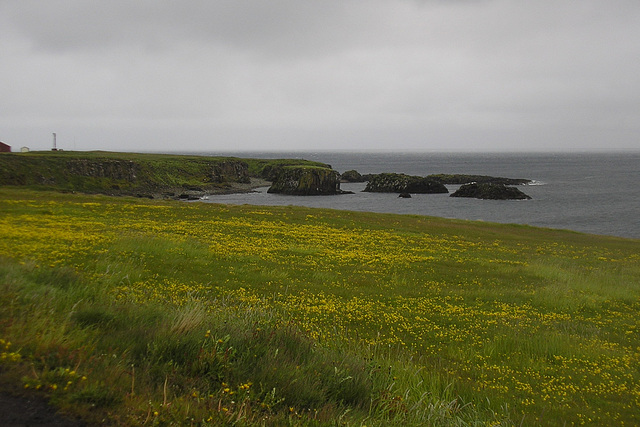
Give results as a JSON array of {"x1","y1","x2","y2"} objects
[
  {"x1": 0, "y1": 187, "x2": 639, "y2": 425},
  {"x1": 0, "y1": 151, "x2": 330, "y2": 197}
]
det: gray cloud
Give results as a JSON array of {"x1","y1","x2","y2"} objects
[
  {"x1": 1, "y1": 0, "x2": 639, "y2": 152},
  {"x1": 1, "y1": 1, "x2": 359, "y2": 56}
]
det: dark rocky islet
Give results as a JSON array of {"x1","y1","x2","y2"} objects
[{"x1": 450, "y1": 182, "x2": 532, "y2": 200}]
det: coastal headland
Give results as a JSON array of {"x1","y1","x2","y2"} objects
[
  {"x1": 1, "y1": 151, "x2": 533, "y2": 199},
  {"x1": 0, "y1": 150, "x2": 331, "y2": 198}
]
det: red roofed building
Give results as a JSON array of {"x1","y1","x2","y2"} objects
[{"x1": 0, "y1": 142, "x2": 11, "y2": 152}]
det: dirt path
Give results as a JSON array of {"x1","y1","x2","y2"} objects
[{"x1": 0, "y1": 391, "x2": 86, "y2": 426}]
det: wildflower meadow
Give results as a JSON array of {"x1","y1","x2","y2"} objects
[{"x1": 0, "y1": 188, "x2": 638, "y2": 425}]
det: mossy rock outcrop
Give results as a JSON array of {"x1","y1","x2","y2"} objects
[
  {"x1": 259, "y1": 160, "x2": 332, "y2": 181},
  {"x1": 450, "y1": 183, "x2": 532, "y2": 200},
  {"x1": 364, "y1": 173, "x2": 448, "y2": 194},
  {"x1": 210, "y1": 160, "x2": 251, "y2": 184},
  {"x1": 66, "y1": 159, "x2": 140, "y2": 182},
  {"x1": 340, "y1": 170, "x2": 366, "y2": 182},
  {"x1": 267, "y1": 166, "x2": 345, "y2": 195}
]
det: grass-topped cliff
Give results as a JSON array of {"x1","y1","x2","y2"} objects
[
  {"x1": 267, "y1": 165, "x2": 343, "y2": 195},
  {"x1": 0, "y1": 187, "x2": 639, "y2": 425},
  {"x1": 0, "y1": 151, "x2": 330, "y2": 198}
]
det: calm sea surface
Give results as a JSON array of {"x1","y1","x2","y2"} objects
[{"x1": 189, "y1": 152, "x2": 640, "y2": 239}]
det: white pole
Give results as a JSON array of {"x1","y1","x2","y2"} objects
[{"x1": 53, "y1": 133, "x2": 57, "y2": 150}]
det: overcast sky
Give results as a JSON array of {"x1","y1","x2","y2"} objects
[{"x1": 1, "y1": 0, "x2": 639, "y2": 153}]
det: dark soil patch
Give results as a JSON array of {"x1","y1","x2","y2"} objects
[{"x1": 0, "y1": 390, "x2": 86, "y2": 426}]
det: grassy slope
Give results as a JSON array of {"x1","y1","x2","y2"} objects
[
  {"x1": 0, "y1": 151, "x2": 330, "y2": 196},
  {"x1": 0, "y1": 188, "x2": 639, "y2": 425}
]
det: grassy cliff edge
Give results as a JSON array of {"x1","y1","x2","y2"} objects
[{"x1": 0, "y1": 151, "x2": 331, "y2": 198}]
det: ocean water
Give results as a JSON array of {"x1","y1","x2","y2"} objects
[{"x1": 194, "y1": 152, "x2": 640, "y2": 239}]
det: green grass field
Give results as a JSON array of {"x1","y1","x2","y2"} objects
[{"x1": 1, "y1": 188, "x2": 639, "y2": 425}]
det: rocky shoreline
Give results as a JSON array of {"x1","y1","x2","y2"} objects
[
  {"x1": 1, "y1": 152, "x2": 534, "y2": 201},
  {"x1": 163, "y1": 169, "x2": 534, "y2": 201},
  {"x1": 163, "y1": 178, "x2": 272, "y2": 200},
  {"x1": 450, "y1": 182, "x2": 532, "y2": 200},
  {"x1": 213, "y1": 170, "x2": 534, "y2": 201},
  {"x1": 349, "y1": 172, "x2": 533, "y2": 200}
]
